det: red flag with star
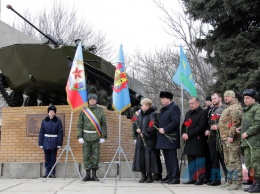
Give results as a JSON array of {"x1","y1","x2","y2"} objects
[{"x1": 65, "y1": 41, "x2": 88, "y2": 111}]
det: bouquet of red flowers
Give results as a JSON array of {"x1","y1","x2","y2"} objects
[
  {"x1": 211, "y1": 113, "x2": 221, "y2": 151},
  {"x1": 149, "y1": 120, "x2": 176, "y2": 143},
  {"x1": 211, "y1": 114, "x2": 220, "y2": 124},
  {"x1": 183, "y1": 118, "x2": 192, "y2": 145},
  {"x1": 184, "y1": 118, "x2": 192, "y2": 132},
  {"x1": 131, "y1": 115, "x2": 147, "y2": 147},
  {"x1": 131, "y1": 116, "x2": 139, "y2": 128}
]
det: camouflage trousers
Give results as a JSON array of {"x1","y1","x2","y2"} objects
[
  {"x1": 222, "y1": 139, "x2": 242, "y2": 182},
  {"x1": 82, "y1": 140, "x2": 100, "y2": 170},
  {"x1": 244, "y1": 146, "x2": 260, "y2": 178}
]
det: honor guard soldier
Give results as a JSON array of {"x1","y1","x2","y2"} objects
[
  {"x1": 38, "y1": 105, "x2": 63, "y2": 178},
  {"x1": 77, "y1": 93, "x2": 107, "y2": 181}
]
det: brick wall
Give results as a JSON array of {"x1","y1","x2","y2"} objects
[{"x1": 0, "y1": 105, "x2": 135, "y2": 163}]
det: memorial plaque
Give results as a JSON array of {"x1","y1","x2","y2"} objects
[{"x1": 26, "y1": 114, "x2": 65, "y2": 137}]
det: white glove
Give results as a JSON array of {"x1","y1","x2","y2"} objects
[
  {"x1": 57, "y1": 146, "x2": 61, "y2": 149},
  {"x1": 78, "y1": 138, "x2": 84, "y2": 144},
  {"x1": 99, "y1": 138, "x2": 105, "y2": 144},
  {"x1": 40, "y1": 146, "x2": 43, "y2": 149},
  {"x1": 134, "y1": 140, "x2": 137, "y2": 144}
]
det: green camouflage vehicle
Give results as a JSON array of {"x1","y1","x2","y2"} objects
[{"x1": 0, "y1": 5, "x2": 145, "y2": 114}]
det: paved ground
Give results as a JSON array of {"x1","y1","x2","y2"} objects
[{"x1": 0, "y1": 178, "x2": 248, "y2": 194}]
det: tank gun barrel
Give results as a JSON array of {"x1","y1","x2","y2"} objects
[{"x1": 6, "y1": 5, "x2": 59, "y2": 47}]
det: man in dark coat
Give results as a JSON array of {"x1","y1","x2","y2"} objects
[
  {"x1": 38, "y1": 105, "x2": 63, "y2": 178},
  {"x1": 205, "y1": 93, "x2": 227, "y2": 186},
  {"x1": 156, "y1": 91, "x2": 181, "y2": 184},
  {"x1": 181, "y1": 97, "x2": 208, "y2": 185},
  {"x1": 203, "y1": 95, "x2": 213, "y2": 183}
]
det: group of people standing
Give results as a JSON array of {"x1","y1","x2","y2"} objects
[
  {"x1": 131, "y1": 89, "x2": 260, "y2": 193},
  {"x1": 204, "y1": 89, "x2": 260, "y2": 193},
  {"x1": 132, "y1": 91, "x2": 181, "y2": 184},
  {"x1": 38, "y1": 89, "x2": 259, "y2": 193},
  {"x1": 38, "y1": 93, "x2": 107, "y2": 181}
]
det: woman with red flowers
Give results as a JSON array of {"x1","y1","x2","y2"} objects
[{"x1": 132, "y1": 98, "x2": 159, "y2": 183}]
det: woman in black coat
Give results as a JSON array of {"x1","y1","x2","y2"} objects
[{"x1": 132, "y1": 98, "x2": 159, "y2": 183}]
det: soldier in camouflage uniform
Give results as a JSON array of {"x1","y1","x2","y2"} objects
[
  {"x1": 77, "y1": 93, "x2": 107, "y2": 181},
  {"x1": 218, "y1": 90, "x2": 243, "y2": 190},
  {"x1": 239, "y1": 89, "x2": 260, "y2": 193}
]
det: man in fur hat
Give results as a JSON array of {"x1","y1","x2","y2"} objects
[
  {"x1": 156, "y1": 91, "x2": 181, "y2": 184},
  {"x1": 240, "y1": 89, "x2": 260, "y2": 193},
  {"x1": 38, "y1": 105, "x2": 63, "y2": 178}
]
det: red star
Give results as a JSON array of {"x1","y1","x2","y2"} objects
[{"x1": 72, "y1": 67, "x2": 83, "y2": 79}]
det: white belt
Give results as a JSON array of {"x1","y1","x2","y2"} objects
[
  {"x1": 44, "y1": 134, "x2": 58, "y2": 137},
  {"x1": 84, "y1": 130, "x2": 97, "y2": 134}
]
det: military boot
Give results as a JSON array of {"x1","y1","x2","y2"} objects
[
  {"x1": 91, "y1": 169, "x2": 99, "y2": 181},
  {"x1": 139, "y1": 172, "x2": 147, "y2": 183},
  {"x1": 82, "y1": 170, "x2": 91, "y2": 181},
  {"x1": 226, "y1": 181, "x2": 242, "y2": 190},
  {"x1": 146, "y1": 173, "x2": 154, "y2": 183},
  {"x1": 249, "y1": 178, "x2": 260, "y2": 193},
  {"x1": 220, "y1": 180, "x2": 232, "y2": 188},
  {"x1": 244, "y1": 184, "x2": 256, "y2": 192},
  {"x1": 244, "y1": 178, "x2": 256, "y2": 192}
]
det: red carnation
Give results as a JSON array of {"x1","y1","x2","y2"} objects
[
  {"x1": 211, "y1": 114, "x2": 220, "y2": 121},
  {"x1": 149, "y1": 120, "x2": 155, "y2": 128},
  {"x1": 131, "y1": 116, "x2": 138, "y2": 122},
  {"x1": 184, "y1": 118, "x2": 192, "y2": 127},
  {"x1": 228, "y1": 123, "x2": 233, "y2": 129}
]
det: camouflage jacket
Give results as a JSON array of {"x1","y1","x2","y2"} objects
[
  {"x1": 218, "y1": 100, "x2": 243, "y2": 140},
  {"x1": 77, "y1": 105, "x2": 107, "y2": 141},
  {"x1": 241, "y1": 102, "x2": 260, "y2": 147}
]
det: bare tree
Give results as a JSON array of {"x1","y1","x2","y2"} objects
[
  {"x1": 130, "y1": 0, "x2": 215, "y2": 108},
  {"x1": 154, "y1": 0, "x2": 216, "y2": 96},
  {"x1": 129, "y1": 48, "x2": 182, "y2": 108},
  {"x1": 12, "y1": 1, "x2": 113, "y2": 60}
]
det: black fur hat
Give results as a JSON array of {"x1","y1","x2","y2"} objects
[
  {"x1": 160, "y1": 91, "x2": 173, "y2": 100},
  {"x1": 47, "y1": 105, "x2": 57, "y2": 113},
  {"x1": 242, "y1": 89, "x2": 258, "y2": 100},
  {"x1": 205, "y1": 96, "x2": 212, "y2": 102}
]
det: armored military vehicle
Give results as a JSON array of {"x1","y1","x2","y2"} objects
[{"x1": 0, "y1": 5, "x2": 145, "y2": 112}]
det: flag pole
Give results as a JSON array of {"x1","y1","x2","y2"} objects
[
  {"x1": 181, "y1": 83, "x2": 184, "y2": 123},
  {"x1": 102, "y1": 44, "x2": 135, "y2": 182},
  {"x1": 102, "y1": 111, "x2": 136, "y2": 182},
  {"x1": 179, "y1": 83, "x2": 187, "y2": 177},
  {"x1": 63, "y1": 111, "x2": 82, "y2": 179},
  {"x1": 118, "y1": 113, "x2": 122, "y2": 180}
]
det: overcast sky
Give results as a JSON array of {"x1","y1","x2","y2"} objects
[{"x1": 0, "y1": 0, "x2": 182, "y2": 56}]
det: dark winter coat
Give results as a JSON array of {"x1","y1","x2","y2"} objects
[
  {"x1": 181, "y1": 106, "x2": 207, "y2": 155},
  {"x1": 156, "y1": 102, "x2": 181, "y2": 149},
  {"x1": 241, "y1": 102, "x2": 260, "y2": 147},
  {"x1": 132, "y1": 107, "x2": 159, "y2": 173},
  {"x1": 38, "y1": 116, "x2": 63, "y2": 150}
]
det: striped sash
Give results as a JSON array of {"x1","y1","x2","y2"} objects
[{"x1": 83, "y1": 107, "x2": 102, "y2": 136}]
